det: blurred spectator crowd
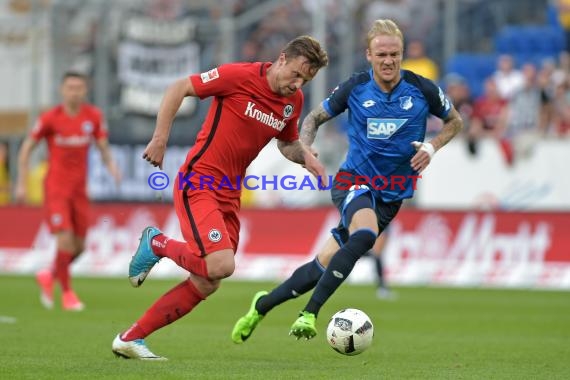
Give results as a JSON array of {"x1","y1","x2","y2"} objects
[
  {"x1": 442, "y1": 52, "x2": 570, "y2": 167},
  {"x1": 235, "y1": 0, "x2": 570, "y2": 175}
]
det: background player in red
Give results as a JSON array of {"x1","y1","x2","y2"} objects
[
  {"x1": 111, "y1": 35, "x2": 329, "y2": 360},
  {"x1": 16, "y1": 71, "x2": 121, "y2": 311}
]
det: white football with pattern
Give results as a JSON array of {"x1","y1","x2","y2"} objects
[{"x1": 326, "y1": 308, "x2": 374, "y2": 356}]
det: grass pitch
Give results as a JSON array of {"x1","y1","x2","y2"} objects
[{"x1": 0, "y1": 275, "x2": 569, "y2": 379}]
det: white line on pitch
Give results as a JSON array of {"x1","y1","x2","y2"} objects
[{"x1": 0, "y1": 316, "x2": 17, "y2": 323}]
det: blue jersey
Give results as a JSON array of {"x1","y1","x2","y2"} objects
[{"x1": 323, "y1": 69, "x2": 451, "y2": 202}]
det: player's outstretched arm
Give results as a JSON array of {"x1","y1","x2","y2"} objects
[
  {"x1": 143, "y1": 78, "x2": 197, "y2": 169},
  {"x1": 299, "y1": 103, "x2": 333, "y2": 147},
  {"x1": 411, "y1": 106, "x2": 463, "y2": 173},
  {"x1": 428, "y1": 106, "x2": 463, "y2": 152},
  {"x1": 95, "y1": 137, "x2": 121, "y2": 184},
  {"x1": 15, "y1": 137, "x2": 38, "y2": 203}
]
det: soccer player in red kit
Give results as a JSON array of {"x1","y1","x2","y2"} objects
[
  {"x1": 111, "y1": 35, "x2": 329, "y2": 360},
  {"x1": 16, "y1": 71, "x2": 121, "y2": 311}
]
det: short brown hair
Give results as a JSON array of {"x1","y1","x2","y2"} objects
[
  {"x1": 61, "y1": 70, "x2": 88, "y2": 83},
  {"x1": 282, "y1": 35, "x2": 329, "y2": 75}
]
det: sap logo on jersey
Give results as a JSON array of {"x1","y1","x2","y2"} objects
[{"x1": 367, "y1": 118, "x2": 407, "y2": 139}]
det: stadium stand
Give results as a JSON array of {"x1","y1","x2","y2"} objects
[{"x1": 446, "y1": 23, "x2": 566, "y2": 98}]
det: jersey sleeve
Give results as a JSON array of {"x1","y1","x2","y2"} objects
[
  {"x1": 190, "y1": 63, "x2": 244, "y2": 99},
  {"x1": 29, "y1": 112, "x2": 51, "y2": 141},
  {"x1": 93, "y1": 108, "x2": 109, "y2": 139},
  {"x1": 323, "y1": 71, "x2": 370, "y2": 117},
  {"x1": 403, "y1": 71, "x2": 451, "y2": 119}
]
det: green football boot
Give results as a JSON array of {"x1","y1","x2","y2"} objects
[
  {"x1": 231, "y1": 291, "x2": 268, "y2": 344},
  {"x1": 289, "y1": 311, "x2": 317, "y2": 340}
]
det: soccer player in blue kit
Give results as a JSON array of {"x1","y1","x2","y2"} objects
[{"x1": 232, "y1": 19, "x2": 464, "y2": 342}]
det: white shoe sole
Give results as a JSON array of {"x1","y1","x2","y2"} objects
[{"x1": 112, "y1": 334, "x2": 167, "y2": 361}]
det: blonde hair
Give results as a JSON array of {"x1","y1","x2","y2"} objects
[{"x1": 366, "y1": 19, "x2": 404, "y2": 48}]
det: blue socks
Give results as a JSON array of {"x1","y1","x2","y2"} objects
[
  {"x1": 304, "y1": 229, "x2": 376, "y2": 316},
  {"x1": 256, "y1": 258, "x2": 325, "y2": 315}
]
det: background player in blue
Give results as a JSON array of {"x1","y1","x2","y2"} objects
[{"x1": 232, "y1": 19, "x2": 463, "y2": 342}]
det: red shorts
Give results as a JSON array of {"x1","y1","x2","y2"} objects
[
  {"x1": 173, "y1": 188, "x2": 240, "y2": 257},
  {"x1": 44, "y1": 192, "x2": 89, "y2": 237}
]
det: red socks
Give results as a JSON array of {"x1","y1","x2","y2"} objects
[
  {"x1": 121, "y1": 279, "x2": 206, "y2": 341},
  {"x1": 151, "y1": 234, "x2": 209, "y2": 278},
  {"x1": 54, "y1": 250, "x2": 74, "y2": 292},
  {"x1": 120, "y1": 234, "x2": 211, "y2": 341}
]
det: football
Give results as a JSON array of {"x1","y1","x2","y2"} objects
[{"x1": 326, "y1": 308, "x2": 374, "y2": 356}]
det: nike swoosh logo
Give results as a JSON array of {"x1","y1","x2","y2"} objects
[
  {"x1": 241, "y1": 334, "x2": 249, "y2": 341},
  {"x1": 137, "y1": 277, "x2": 144, "y2": 286}
]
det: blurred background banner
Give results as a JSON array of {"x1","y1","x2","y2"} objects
[
  {"x1": 1, "y1": 204, "x2": 569, "y2": 289},
  {"x1": 118, "y1": 42, "x2": 199, "y2": 114},
  {"x1": 117, "y1": 13, "x2": 199, "y2": 115},
  {"x1": 1, "y1": 0, "x2": 569, "y2": 289}
]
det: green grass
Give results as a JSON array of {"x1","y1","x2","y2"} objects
[{"x1": 0, "y1": 275, "x2": 569, "y2": 379}]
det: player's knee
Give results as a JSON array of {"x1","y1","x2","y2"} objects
[
  {"x1": 206, "y1": 251, "x2": 235, "y2": 280},
  {"x1": 208, "y1": 263, "x2": 234, "y2": 280}
]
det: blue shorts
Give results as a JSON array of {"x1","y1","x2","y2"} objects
[{"x1": 330, "y1": 170, "x2": 401, "y2": 245}]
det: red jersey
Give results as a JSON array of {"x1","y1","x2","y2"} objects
[
  {"x1": 182, "y1": 62, "x2": 303, "y2": 197},
  {"x1": 30, "y1": 104, "x2": 107, "y2": 196}
]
